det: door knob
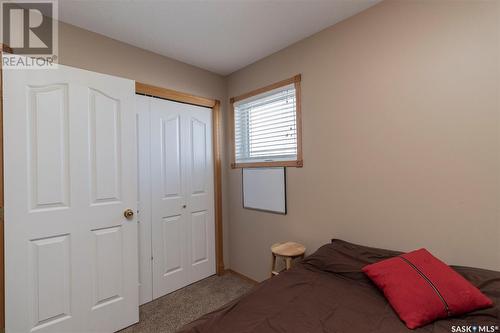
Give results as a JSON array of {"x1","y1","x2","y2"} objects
[
  {"x1": 123, "y1": 209, "x2": 134, "y2": 219},
  {"x1": 182, "y1": 205, "x2": 187, "y2": 209}
]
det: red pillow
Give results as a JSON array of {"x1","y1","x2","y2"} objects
[{"x1": 362, "y1": 248, "x2": 493, "y2": 329}]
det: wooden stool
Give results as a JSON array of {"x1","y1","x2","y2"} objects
[{"x1": 270, "y1": 242, "x2": 306, "y2": 277}]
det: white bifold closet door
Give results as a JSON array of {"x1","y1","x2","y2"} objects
[
  {"x1": 136, "y1": 95, "x2": 215, "y2": 304},
  {"x1": 4, "y1": 59, "x2": 138, "y2": 333}
]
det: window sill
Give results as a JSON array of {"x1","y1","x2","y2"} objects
[{"x1": 231, "y1": 160, "x2": 303, "y2": 168}]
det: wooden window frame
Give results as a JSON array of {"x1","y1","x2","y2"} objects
[{"x1": 229, "y1": 74, "x2": 303, "y2": 169}]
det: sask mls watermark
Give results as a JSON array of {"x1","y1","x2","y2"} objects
[
  {"x1": 451, "y1": 325, "x2": 500, "y2": 333},
  {"x1": 1, "y1": 0, "x2": 58, "y2": 69}
]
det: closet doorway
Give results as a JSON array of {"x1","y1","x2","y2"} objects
[{"x1": 135, "y1": 84, "x2": 223, "y2": 305}]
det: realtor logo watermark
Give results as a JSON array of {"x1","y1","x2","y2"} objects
[{"x1": 1, "y1": 0, "x2": 58, "y2": 68}]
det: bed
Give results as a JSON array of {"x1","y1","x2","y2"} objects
[{"x1": 179, "y1": 239, "x2": 500, "y2": 332}]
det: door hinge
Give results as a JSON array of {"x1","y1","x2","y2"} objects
[
  {"x1": 151, "y1": 256, "x2": 153, "y2": 261},
  {"x1": 0, "y1": 207, "x2": 4, "y2": 221}
]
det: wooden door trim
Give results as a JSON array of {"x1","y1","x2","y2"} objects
[
  {"x1": 0, "y1": 45, "x2": 7, "y2": 330},
  {"x1": 135, "y1": 82, "x2": 224, "y2": 276},
  {"x1": 136, "y1": 82, "x2": 216, "y2": 108}
]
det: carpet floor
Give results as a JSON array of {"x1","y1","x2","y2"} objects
[{"x1": 120, "y1": 273, "x2": 255, "y2": 333}]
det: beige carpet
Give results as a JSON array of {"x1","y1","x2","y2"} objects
[{"x1": 120, "y1": 273, "x2": 255, "y2": 333}]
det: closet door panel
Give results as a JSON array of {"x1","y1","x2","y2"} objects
[
  {"x1": 150, "y1": 98, "x2": 189, "y2": 298},
  {"x1": 148, "y1": 97, "x2": 215, "y2": 299},
  {"x1": 136, "y1": 95, "x2": 153, "y2": 305},
  {"x1": 185, "y1": 108, "x2": 215, "y2": 283}
]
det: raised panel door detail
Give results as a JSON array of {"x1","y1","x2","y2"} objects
[
  {"x1": 89, "y1": 89, "x2": 121, "y2": 205},
  {"x1": 162, "y1": 215, "x2": 182, "y2": 275},
  {"x1": 30, "y1": 234, "x2": 71, "y2": 330},
  {"x1": 161, "y1": 116, "x2": 181, "y2": 198},
  {"x1": 28, "y1": 84, "x2": 70, "y2": 211},
  {"x1": 136, "y1": 112, "x2": 142, "y2": 290},
  {"x1": 147, "y1": 99, "x2": 214, "y2": 302},
  {"x1": 191, "y1": 211, "x2": 208, "y2": 265},
  {"x1": 191, "y1": 118, "x2": 206, "y2": 195},
  {"x1": 5, "y1": 61, "x2": 138, "y2": 333},
  {"x1": 91, "y1": 226, "x2": 123, "y2": 309}
]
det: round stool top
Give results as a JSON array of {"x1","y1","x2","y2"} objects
[{"x1": 271, "y1": 242, "x2": 306, "y2": 257}]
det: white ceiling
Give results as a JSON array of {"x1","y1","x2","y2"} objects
[{"x1": 59, "y1": 0, "x2": 380, "y2": 75}]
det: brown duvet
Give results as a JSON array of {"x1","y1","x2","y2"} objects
[{"x1": 179, "y1": 239, "x2": 500, "y2": 333}]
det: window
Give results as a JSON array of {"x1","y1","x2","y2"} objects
[{"x1": 230, "y1": 74, "x2": 302, "y2": 168}]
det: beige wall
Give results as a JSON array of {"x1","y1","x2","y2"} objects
[
  {"x1": 226, "y1": 0, "x2": 500, "y2": 281},
  {"x1": 56, "y1": 1, "x2": 500, "y2": 283},
  {"x1": 57, "y1": 21, "x2": 231, "y2": 267}
]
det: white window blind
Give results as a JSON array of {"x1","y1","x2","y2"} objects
[{"x1": 234, "y1": 83, "x2": 297, "y2": 164}]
